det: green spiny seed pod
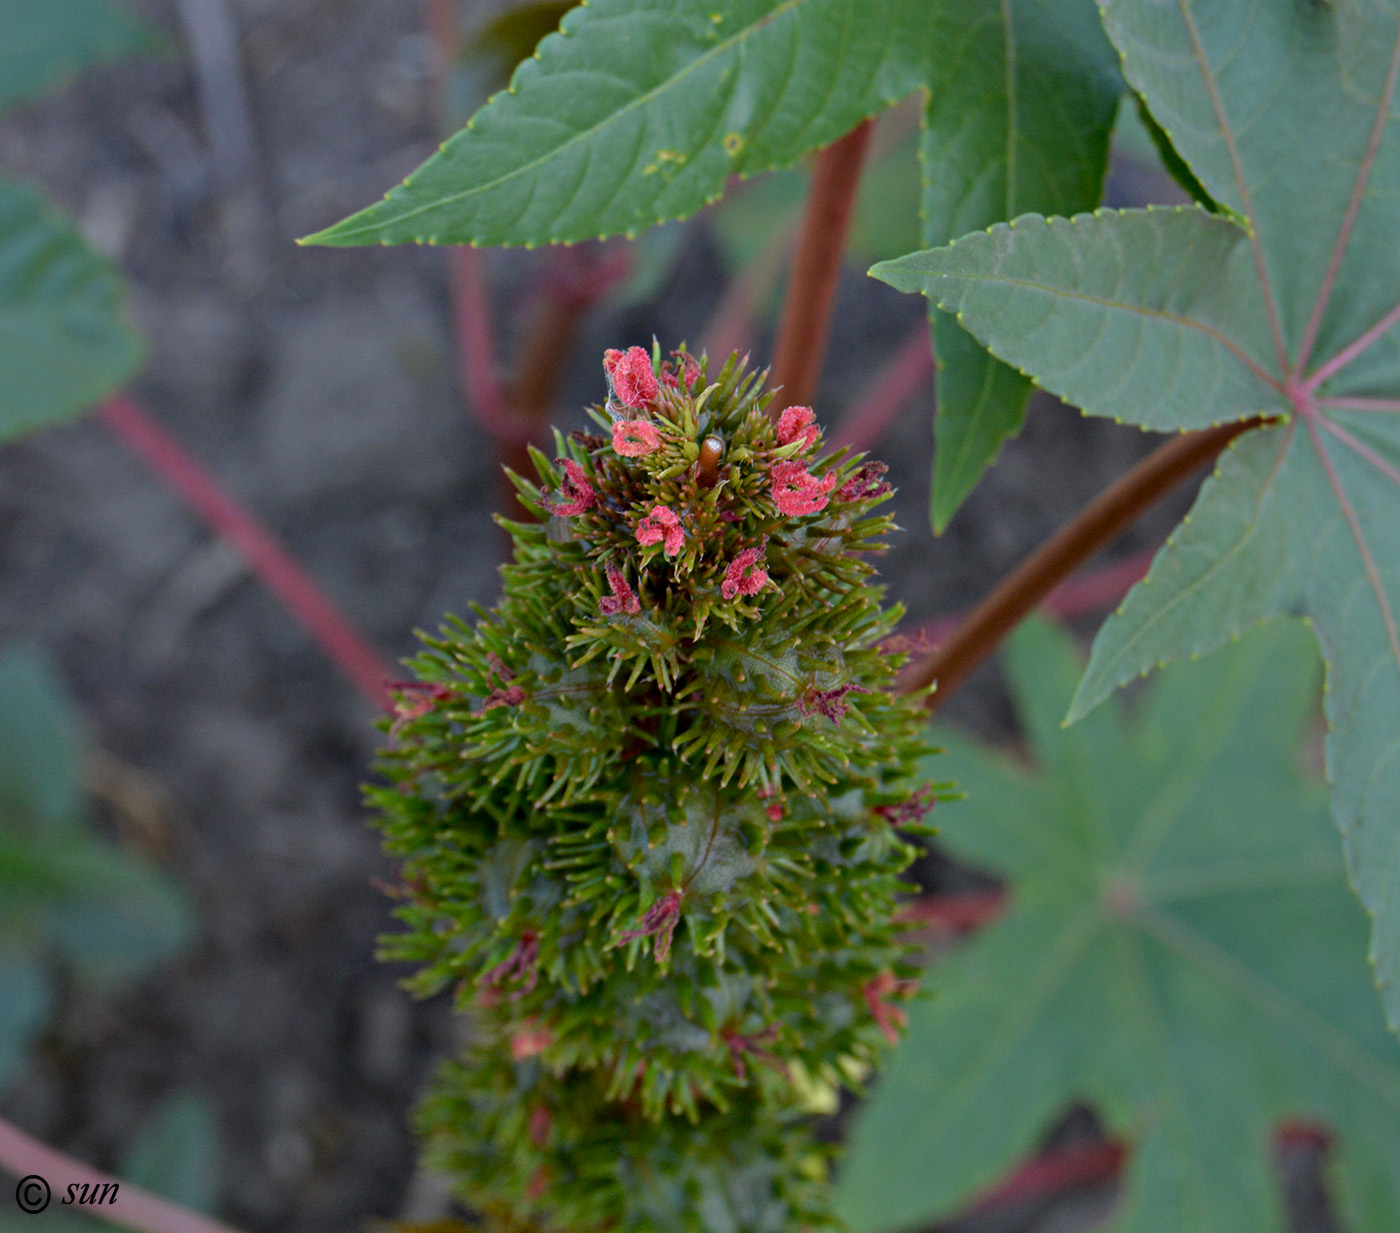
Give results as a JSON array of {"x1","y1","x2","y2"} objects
[{"x1": 371, "y1": 346, "x2": 948, "y2": 1232}]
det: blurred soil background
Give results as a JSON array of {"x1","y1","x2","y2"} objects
[{"x1": 0, "y1": 1, "x2": 1273, "y2": 1231}]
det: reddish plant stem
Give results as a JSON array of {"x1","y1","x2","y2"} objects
[
  {"x1": 422, "y1": 0, "x2": 515, "y2": 445},
  {"x1": 768, "y1": 120, "x2": 874, "y2": 414},
  {"x1": 700, "y1": 219, "x2": 796, "y2": 363},
  {"x1": 829, "y1": 325, "x2": 933, "y2": 452},
  {"x1": 901, "y1": 420, "x2": 1263, "y2": 709},
  {"x1": 424, "y1": 0, "x2": 625, "y2": 514},
  {"x1": 900, "y1": 546, "x2": 1159, "y2": 664},
  {"x1": 898, "y1": 888, "x2": 1007, "y2": 937},
  {"x1": 511, "y1": 247, "x2": 630, "y2": 426},
  {"x1": 969, "y1": 1139, "x2": 1128, "y2": 1213},
  {"x1": 98, "y1": 396, "x2": 395, "y2": 710},
  {"x1": 447, "y1": 246, "x2": 520, "y2": 445},
  {"x1": 501, "y1": 244, "x2": 632, "y2": 482},
  {"x1": 0, "y1": 1117, "x2": 245, "y2": 1233},
  {"x1": 962, "y1": 1117, "x2": 1332, "y2": 1216}
]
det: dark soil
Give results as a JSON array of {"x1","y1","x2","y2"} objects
[{"x1": 0, "y1": 3, "x2": 1329, "y2": 1231}]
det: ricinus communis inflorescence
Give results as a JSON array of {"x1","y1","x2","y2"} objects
[{"x1": 371, "y1": 345, "x2": 947, "y2": 1232}]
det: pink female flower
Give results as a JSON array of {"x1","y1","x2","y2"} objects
[
  {"x1": 481, "y1": 683, "x2": 525, "y2": 711},
  {"x1": 510, "y1": 1019, "x2": 552, "y2": 1060},
  {"x1": 484, "y1": 930, "x2": 539, "y2": 998},
  {"x1": 875, "y1": 784, "x2": 936, "y2": 826},
  {"x1": 600, "y1": 561, "x2": 641, "y2": 615},
  {"x1": 662, "y1": 349, "x2": 701, "y2": 391},
  {"x1": 619, "y1": 889, "x2": 683, "y2": 963},
  {"x1": 546, "y1": 459, "x2": 596, "y2": 516},
  {"x1": 528, "y1": 1105, "x2": 552, "y2": 1148},
  {"x1": 838, "y1": 460, "x2": 891, "y2": 503},
  {"x1": 612, "y1": 418, "x2": 662, "y2": 457},
  {"x1": 864, "y1": 972, "x2": 915, "y2": 1046},
  {"x1": 387, "y1": 680, "x2": 451, "y2": 741},
  {"x1": 603, "y1": 345, "x2": 659, "y2": 408},
  {"x1": 635, "y1": 504, "x2": 684, "y2": 556},
  {"x1": 797, "y1": 681, "x2": 870, "y2": 723},
  {"x1": 771, "y1": 460, "x2": 837, "y2": 516},
  {"x1": 722, "y1": 540, "x2": 770, "y2": 599},
  {"x1": 480, "y1": 651, "x2": 526, "y2": 711},
  {"x1": 776, "y1": 405, "x2": 820, "y2": 449}
]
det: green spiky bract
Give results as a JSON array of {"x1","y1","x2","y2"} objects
[{"x1": 370, "y1": 348, "x2": 947, "y2": 1232}]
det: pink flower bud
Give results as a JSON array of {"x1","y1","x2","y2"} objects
[
  {"x1": 510, "y1": 1020, "x2": 552, "y2": 1060},
  {"x1": 619, "y1": 889, "x2": 683, "y2": 963},
  {"x1": 771, "y1": 460, "x2": 837, "y2": 516},
  {"x1": 722, "y1": 541, "x2": 770, "y2": 599},
  {"x1": 864, "y1": 972, "x2": 914, "y2": 1045},
  {"x1": 612, "y1": 419, "x2": 662, "y2": 457},
  {"x1": 776, "y1": 405, "x2": 820, "y2": 449},
  {"x1": 546, "y1": 459, "x2": 596, "y2": 516},
  {"x1": 662, "y1": 349, "x2": 702, "y2": 391},
  {"x1": 603, "y1": 345, "x2": 659, "y2": 408},
  {"x1": 600, "y1": 561, "x2": 641, "y2": 615},
  {"x1": 484, "y1": 931, "x2": 539, "y2": 997},
  {"x1": 797, "y1": 681, "x2": 870, "y2": 723},
  {"x1": 874, "y1": 785, "x2": 936, "y2": 826},
  {"x1": 838, "y1": 461, "x2": 891, "y2": 503},
  {"x1": 635, "y1": 504, "x2": 684, "y2": 556}
]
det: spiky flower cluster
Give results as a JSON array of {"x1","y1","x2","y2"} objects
[{"x1": 371, "y1": 347, "x2": 944, "y2": 1232}]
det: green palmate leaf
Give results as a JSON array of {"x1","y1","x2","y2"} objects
[
  {"x1": 0, "y1": 0, "x2": 165, "y2": 114},
  {"x1": 0, "y1": 178, "x2": 143, "y2": 439},
  {"x1": 838, "y1": 619, "x2": 1400, "y2": 1233},
  {"x1": 870, "y1": 0, "x2": 1400, "y2": 1031},
  {"x1": 917, "y1": 0, "x2": 1121, "y2": 530}
]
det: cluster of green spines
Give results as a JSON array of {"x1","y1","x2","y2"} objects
[{"x1": 371, "y1": 347, "x2": 944, "y2": 1232}]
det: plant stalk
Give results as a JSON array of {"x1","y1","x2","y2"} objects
[
  {"x1": 829, "y1": 324, "x2": 933, "y2": 451},
  {"x1": 902, "y1": 419, "x2": 1264, "y2": 709},
  {"x1": 0, "y1": 1117, "x2": 245, "y2": 1233},
  {"x1": 768, "y1": 119, "x2": 874, "y2": 413},
  {"x1": 98, "y1": 396, "x2": 395, "y2": 710}
]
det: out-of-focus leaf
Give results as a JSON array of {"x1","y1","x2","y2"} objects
[
  {"x1": 0, "y1": 0, "x2": 165, "y2": 114},
  {"x1": 0, "y1": 647, "x2": 84, "y2": 832},
  {"x1": 1115, "y1": 93, "x2": 1218, "y2": 212},
  {"x1": 838, "y1": 619, "x2": 1400, "y2": 1233},
  {"x1": 473, "y1": 2, "x2": 575, "y2": 78},
  {"x1": 0, "y1": 179, "x2": 143, "y2": 440},
  {"x1": 40, "y1": 839, "x2": 195, "y2": 985},
  {"x1": 0, "y1": 644, "x2": 194, "y2": 984},
  {"x1": 603, "y1": 222, "x2": 688, "y2": 310},
  {"x1": 0, "y1": 945, "x2": 51, "y2": 1094},
  {"x1": 119, "y1": 1092, "x2": 222, "y2": 1214}
]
